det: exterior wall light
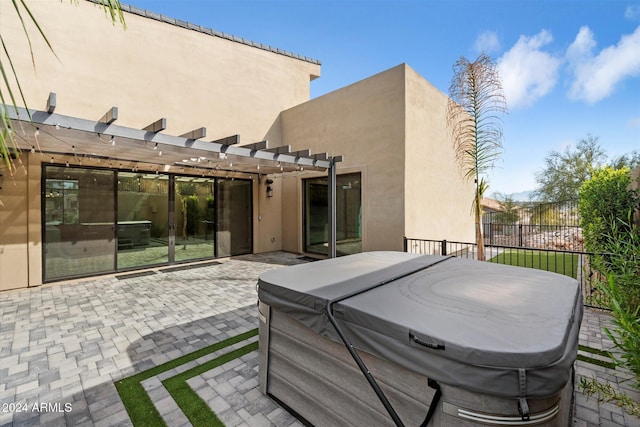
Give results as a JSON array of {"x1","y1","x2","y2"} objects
[{"x1": 266, "y1": 178, "x2": 274, "y2": 197}]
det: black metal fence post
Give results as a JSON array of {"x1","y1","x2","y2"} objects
[
  {"x1": 519, "y1": 224, "x2": 523, "y2": 247},
  {"x1": 441, "y1": 239, "x2": 447, "y2": 256}
]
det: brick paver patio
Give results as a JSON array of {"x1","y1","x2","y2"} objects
[{"x1": 0, "y1": 252, "x2": 638, "y2": 426}]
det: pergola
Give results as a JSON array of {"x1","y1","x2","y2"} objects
[{"x1": 4, "y1": 93, "x2": 343, "y2": 257}]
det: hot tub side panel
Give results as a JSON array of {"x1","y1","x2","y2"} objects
[
  {"x1": 259, "y1": 303, "x2": 573, "y2": 427},
  {"x1": 260, "y1": 303, "x2": 434, "y2": 426}
]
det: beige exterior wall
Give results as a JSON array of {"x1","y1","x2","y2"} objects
[
  {"x1": 0, "y1": 154, "x2": 43, "y2": 291},
  {"x1": 1, "y1": 0, "x2": 319, "y2": 142},
  {"x1": 0, "y1": 0, "x2": 319, "y2": 290},
  {"x1": 0, "y1": 2, "x2": 473, "y2": 290},
  {"x1": 404, "y1": 66, "x2": 475, "y2": 242},
  {"x1": 281, "y1": 65, "x2": 407, "y2": 252},
  {"x1": 280, "y1": 64, "x2": 474, "y2": 253},
  {"x1": 255, "y1": 174, "x2": 285, "y2": 253},
  {"x1": 280, "y1": 175, "x2": 303, "y2": 253},
  {"x1": 0, "y1": 159, "x2": 29, "y2": 291}
]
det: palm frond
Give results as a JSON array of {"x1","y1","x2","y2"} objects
[
  {"x1": 447, "y1": 52, "x2": 507, "y2": 182},
  {"x1": 0, "y1": 0, "x2": 125, "y2": 175}
]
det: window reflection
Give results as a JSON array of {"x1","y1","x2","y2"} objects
[
  {"x1": 44, "y1": 167, "x2": 115, "y2": 280},
  {"x1": 42, "y1": 166, "x2": 254, "y2": 281},
  {"x1": 117, "y1": 172, "x2": 170, "y2": 269}
]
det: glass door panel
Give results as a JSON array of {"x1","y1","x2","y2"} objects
[
  {"x1": 174, "y1": 176, "x2": 216, "y2": 262},
  {"x1": 216, "y1": 178, "x2": 252, "y2": 257},
  {"x1": 117, "y1": 172, "x2": 170, "y2": 269},
  {"x1": 304, "y1": 173, "x2": 362, "y2": 256},
  {"x1": 44, "y1": 166, "x2": 116, "y2": 280},
  {"x1": 304, "y1": 178, "x2": 329, "y2": 255}
]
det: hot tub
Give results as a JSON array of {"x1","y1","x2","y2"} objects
[{"x1": 257, "y1": 252, "x2": 582, "y2": 426}]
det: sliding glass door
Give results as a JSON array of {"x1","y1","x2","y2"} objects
[
  {"x1": 216, "y1": 178, "x2": 252, "y2": 257},
  {"x1": 117, "y1": 172, "x2": 170, "y2": 269},
  {"x1": 304, "y1": 173, "x2": 362, "y2": 256},
  {"x1": 44, "y1": 166, "x2": 116, "y2": 280},
  {"x1": 174, "y1": 177, "x2": 216, "y2": 262},
  {"x1": 43, "y1": 166, "x2": 253, "y2": 281}
]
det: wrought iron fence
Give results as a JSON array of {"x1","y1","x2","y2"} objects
[
  {"x1": 482, "y1": 200, "x2": 583, "y2": 251},
  {"x1": 403, "y1": 237, "x2": 608, "y2": 310},
  {"x1": 483, "y1": 223, "x2": 584, "y2": 251}
]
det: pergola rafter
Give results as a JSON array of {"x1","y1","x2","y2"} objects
[{"x1": 3, "y1": 96, "x2": 344, "y2": 256}]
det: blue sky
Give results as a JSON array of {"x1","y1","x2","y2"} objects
[{"x1": 125, "y1": 0, "x2": 639, "y2": 199}]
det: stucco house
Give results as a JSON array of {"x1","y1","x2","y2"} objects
[{"x1": 0, "y1": 0, "x2": 474, "y2": 291}]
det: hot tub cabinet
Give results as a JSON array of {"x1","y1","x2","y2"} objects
[{"x1": 257, "y1": 252, "x2": 582, "y2": 426}]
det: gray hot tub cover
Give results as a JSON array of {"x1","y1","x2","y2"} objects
[{"x1": 257, "y1": 251, "x2": 583, "y2": 399}]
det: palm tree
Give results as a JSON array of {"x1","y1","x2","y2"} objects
[
  {"x1": 0, "y1": 0, "x2": 126, "y2": 177},
  {"x1": 447, "y1": 53, "x2": 507, "y2": 261}
]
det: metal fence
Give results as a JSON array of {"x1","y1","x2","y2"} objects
[
  {"x1": 403, "y1": 237, "x2": 608, "y2": 310},
  {"x1": 482, "y1": 200, "x2": 583, "y2": 251}
]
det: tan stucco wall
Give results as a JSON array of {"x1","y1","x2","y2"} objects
[
  {"x1": 0, "y1": 0, "x2": 321, "y2": 289},
  {"x1": 1, "y1": 0, "x2": 319, "y2": 144},
  {"x1": 404, "y1": 66, "x2": 475, "y2": 242},
  {"x1": 280, "y1": 175, "x2": 303, "y2": 253},
  {"x1": 0, "y1": 168, "x2": 28, "y2": 291},
  {"x1": 0, "y1": 154, "x2": 42, "y2": 291},
  {"x1": 26, "y1": 158, "x2": 43, "y2": 287},
  {"x1": 255, "y1": 174, "x2": 284, "y2": 253},
  {"x1": 280, "y1": 64, "x2": 474, "y2": 253},
  {"x1": 281, "y1": 65, "x2": 407, "y2": 252},
  {"x1": 0, "y1": 2, "x2": 474, "y2": 290}
]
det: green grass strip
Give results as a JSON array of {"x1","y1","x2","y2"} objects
[
  {"x1": 163, "y1": 341, "x2": 259, "y2": 427},
  {"x1": 115, "y1": 378, "x2": 165, "y2": 427},
  {"x1": 579, "y1": 344, "x2": 613, "y2": 358},
  {"x1": 577, "y1": 345, "x2": 616, "y2": 370},
  {"x1": 489, "y1": 250, "x2": 578, "y2": 278},
  {"x1": 577, "y1": 354, "x2": 617, "y2": 369},
  {"x1": 115, "y1": 328, "x2": 258, "y2": 427}
]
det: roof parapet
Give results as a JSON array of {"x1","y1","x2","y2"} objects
[{"x1": 96, "y1": 0, "x2": 321, "y2": 65}]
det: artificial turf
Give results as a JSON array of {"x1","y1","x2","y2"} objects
[
  {"x1": 114, "y1": 328, "x2": 258, "y2": 426},
  {"x1": 489, "y1": 250, "x2": 579, "y2": 278},
  {"x1": 164, "y1": 341, "x2": 259, "y2": 427},
  {"x1": 577, "y1": 344, "x2": 616, "y2": 370}
]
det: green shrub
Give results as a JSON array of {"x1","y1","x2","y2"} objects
[
  {"x1": 593, "y1": 217, "x2": 640, "y2": 390},
  {"x1": 579, "y1": 167, "x2": 640, "y2": 389},
  {"x1": 596, "y1": 218, "x2": 640, "y2": 312},
  {"x1": 579, "y1": 167, "x2": 636, "y2": 253},
  {"x1": 602, "y1": 274, "x2": 640, "y2": 390}
]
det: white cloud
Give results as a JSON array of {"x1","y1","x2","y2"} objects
[
  {"x1": 625, "y1": 4, "x2": 640, "y2": 20},
  {"x1": 566, "y1": 26, "x2": 596, "y2": 63},
  {"x1": 567, "y1": 25, "x2": 640, "y2": 104},
  {"x1": 497, "y1": 30, "x2": 561, "y2": 109},
  {"x1": 473, "y1": 31, "x2": 501, "y2": 54}
]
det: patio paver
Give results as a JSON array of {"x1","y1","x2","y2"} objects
[{"x1": 0, "y1": 252, "x2": 638, "y2": 426}]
